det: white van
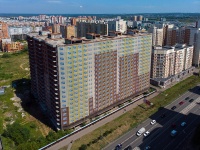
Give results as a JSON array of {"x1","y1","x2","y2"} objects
[{"x1": 137, "y1": 127, "x2": 146, "y2": 136}]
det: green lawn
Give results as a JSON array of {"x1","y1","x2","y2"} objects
[{"x1": 69, "y1": 75, "x2": 200, "y2": 150}]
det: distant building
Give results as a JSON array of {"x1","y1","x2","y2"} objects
[
  {"x1": 137, "y1": 15, "x2": 143, "y2": 21},
  {"x1": 148, "y1": 26, "x2": 164, "y2": 46},
  {"x1": 77, "y1": 21, "x2": 108, "y2": 38},
  {"x1": 60, "y1": 25, "x2": 77, "y2": 38},
  {"x1": 0, "y1": 21, "x2": 9, "y2": 39},
  {"x1": 108, "y1": 19, "x2": 127, "y2": 33},
  {"x1": 193, "y1": 31, "x2": 200, "y2": 66},
  {"x1": 2, "y1": 42, "x2": 24, "y2": 52},
  {"x1": 52, "y1": 24, "x2": 61, "y2": 33},
  {"x1": 184, "y1": 27, "x2": 200, "y2": 45}
]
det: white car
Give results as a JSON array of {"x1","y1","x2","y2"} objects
[
  {"x1": 144, "y1": 131, "x2": 150, "y2": 137},
  {"x1": 150, "y1": 120, "x2": 156, "y2": 125}
]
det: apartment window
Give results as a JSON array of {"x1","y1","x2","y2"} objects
[
  {"x1": 62, "y1": 100, "x2": 66, "y2": 102},
  {"x1": 60, "y1": 62, "x2": 64, "y2": 65},
  {"x1": 60, "y1": 52, "x2": 64, "y2": 55}
]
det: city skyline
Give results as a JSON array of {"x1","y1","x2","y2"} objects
[{"x1": 0, "y1": 0, "x2": 200, "y2": 14}]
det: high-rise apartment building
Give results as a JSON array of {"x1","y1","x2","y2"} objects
[
  {"x1": 148, "y1": 27, "x2": 163, "y2": 46},
  {"x1": 76, "y1": 21, "x2": 108, "y2": 38},
  {"x1": 52, "y1": 24, "x2": 61, "y2": 33},
  {"x1": 184, "y1": 27, "x2": 200, "y2": 45},
  {"x1": 27, "y1": 31, "x2": 152, "y2": 129},
  {"x1": 0, "y1": 22, "x2": 9, "y2": 39},
  {"x1": 193, "y1": 31, "x2": 200, "y2": 66},
  {"x1": 60, "y1": 25, "x2": 77, "y2": 38},
  {"x1": 151, "y1": 44, "x2": 193, "y2": 86},
  {"x1": 108, "y1": 19, "x2": 127, "y2": 33}
]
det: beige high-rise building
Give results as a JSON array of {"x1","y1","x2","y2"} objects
[
  {"x1": 193, "y1": 31, "x2": 200, "y2": 66},
  {"x1": 148, "y1": 27, "x2": 163, "y2": 46},
  {"x1": 151, "y1": 44, "x2": 193, "y2": 80},
  {"x1": 52, "y1": 23, "x2": 61, "y2": 33},
  {"x1": 60, "y1": 25, "x2": 77, "y2": 38}
]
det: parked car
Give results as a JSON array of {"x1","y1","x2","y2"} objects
[
  {"x1": 161, "y1": 114, "x2": 166, "y2": 118},
  {"x1": 144, "y1": 131, "x2": 150, "y2": 137},
  {"x1": 144, "y1": 146, "x2": 151, "y2": 150},
  {"x1": 179, "y1": 101, "x2": 184, "y2": 105},
  {"x1": 150, "y1": 120, "x2": 156, "y2": 125},
  {"x1": 115, "y1": 144, "x2": 122, "y2": 150},
  {"x1": 124, "y1": 146, "x2": 133, "y2": 150},
  {"x1": 171, "y1": 106, "x2": 177, "y2": 110},
  {"x1": 181, "y1": 122, "x2": 186, "y2": 127},
  {"x1": 185, "y1": 97, "x2": 190, "y2": 100},
  {"x1": 189, "y1": 99, "x2": 194, "y2": 103},
  {"x1": 171, "y1": 123, "x2": 176, "y2": 128}
]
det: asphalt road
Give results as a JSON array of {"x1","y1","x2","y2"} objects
[{"x1": 104, "y1": 86, "x2": 200, "y2": 150}]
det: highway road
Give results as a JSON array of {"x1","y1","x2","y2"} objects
[{"x1": 104, "y1": 86, "x2": 200, "y2": 150}]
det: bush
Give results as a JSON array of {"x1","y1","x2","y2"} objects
[
  {"x1": 29, "y1": 123, "x2": 37, "y2": 129},
  {"x1": 4, "y1": 117, "x2": 11, "y2": 122},
  {"x1": 2, "y1": 122, "x2": 30, "y2": 145},
  {"x1": 79, "y1": 144, "x2": 87, "y2": 150},
  {"x1": 2, "y1": 53, "x2": 11, "y2": 58}
]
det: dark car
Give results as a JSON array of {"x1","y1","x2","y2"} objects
[
  {"x1": 185, "y1": 97, "x2": 190, "y2": 100},
  {"x1": 179, "y1": 101, "x2": 184, "y2": 105},
  {"x1": 115, "y1": 144, "x2": 122, "y2": 150},
  {"x1": 171, "y1": 123, "x2": 176, "y2": 128},
  {"x1": 161, "y1": 114, "x2": 166, "y2": 118},
  {"x1": 171, "y1": 106, "x2": 177, "y2": 110},
  {"x1": 189, "y1": 99, "x2": 194, "y2": 103},
  {"x1": 124, "y1": 146, "x2": 133, "y2": 150}
]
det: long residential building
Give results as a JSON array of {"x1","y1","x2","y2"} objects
[
  {"x1": 76, "y1": 21, "x2": 108, "y2": 38},
  {"x1": 27, "y1": 31, "x2": 152, "y2": 129}
]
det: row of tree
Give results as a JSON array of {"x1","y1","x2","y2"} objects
[{"x1": 2, "y1": 122, "x2": 71, "y2": 150}]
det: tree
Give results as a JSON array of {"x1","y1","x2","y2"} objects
[
  {"x1": 3, "y1": 122, "x2": 30, "y2": 145},
  {"x1": 16, "y1": 142, "x2": 39, "y2": 150},
  {"x1": 79, "y1": 144, "x2": 87, "y2": 150}
]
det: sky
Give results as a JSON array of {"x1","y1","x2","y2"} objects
[{"x1": 0, "y1": 0, "x2": 200, "y2": 14}]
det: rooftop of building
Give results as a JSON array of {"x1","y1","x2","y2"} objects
[{"x1": 27, "y1": 31, "x2": 151, "y2": 47}]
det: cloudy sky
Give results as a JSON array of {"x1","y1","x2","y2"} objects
[{"x1": 0, "y1": 0, "x2": 200, "y2": 14}]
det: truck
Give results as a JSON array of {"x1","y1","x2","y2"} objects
[
  {"x1": 136, "y1": 127, "x2": 146, "y2": 136},
  {"x1": 171, "y1": 130, "x2": 177, "y2": 136}
]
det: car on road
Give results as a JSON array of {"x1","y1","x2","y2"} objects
[
  {"x1": 137, "y1": 127, "x2": 146, "y2": 136},
  {"x1": 179, "y1": 101, "x2": 184, "y2": 105},
  {"x1": 171, "y1": 123, "x2": 176, "y2": 128},
  {"x1": 144, "y1": 146, "x2": 151, "y2": 150},
  {"x1": 115, "y1": 144, "x2": 122, "y2": 150},
  {"x1": 144, "y1": 131, "x2": 150, "y2": 137},
  {"x1": 181, "y1": 122, "x2": 186, "y2": 127},
  {"x1": 185, "y1": 97, "x2": 190, "y2": 100},
  {"x1": 171, "y1": 106, "x2": 177, "y2": 110},
  {"x1": 171, "y1": 130, "x2": 177, "y2": 136},
  {"x1": 189, "y1": 99, "x2": 194, "y2": 103},
  {"x1": 161, "y1": 114, "x2": 166, "y2": 118},
  {"x1": 124, "y1": 146, "x2": 132, "y2": 150},
  {"x1": 150, "y1": 120, "x2": 156, "y2": 125}
]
